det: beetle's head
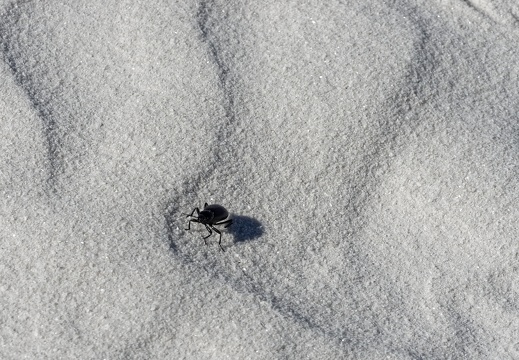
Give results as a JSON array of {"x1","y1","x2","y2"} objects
[{"x1": 198, "y1": 209, "x2": 214, "y2": 224}]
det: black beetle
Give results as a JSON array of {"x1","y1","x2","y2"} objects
[{"x1": 184, "y1": 203, "x2": 233, "y2": 251}]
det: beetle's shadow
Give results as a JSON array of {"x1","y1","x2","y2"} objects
[{"x1": 229, "y1": 215, "x2": 263, "y2": 244}]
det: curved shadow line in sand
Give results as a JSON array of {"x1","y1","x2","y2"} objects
[
  {"x1": 340, "y1": 7, "x2": 441, "y2": 238},
  {"x1": 165, "y1": 202, "x2": 180, "y2": 254},
  {"x1": 164, "y1": 202, "x2": 360, "y2": 348},
  {"x1": 163, "y1": 190, "x2": 353, "y2": 344},
  {"x1": 165, "y1": 1, "x2": 243, "y2": 254},
  {"x1": 167, "y1": 2, "x2": 446, "y2": 353},
  {"x1": 172, "y1": 1, "x2": 239, "y2": 200},
  {"x1": 0, "y1": 1, "x2": 61, "y2": 193},
  {"x1": 196, "y1": 0, "x2": 236, "y2": 137},
  {"x1": 197, "y1": 1, "x2": 232, "y2": 102},
  {"x1": 459, "y1": 0, "x2": 501, "y2": 25}
]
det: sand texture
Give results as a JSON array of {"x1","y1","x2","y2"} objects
[{"x1": 1, "y1": 0, "x2": 518, "y2": 359}]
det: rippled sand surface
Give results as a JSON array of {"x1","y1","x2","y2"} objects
[{"x1": 1, "y1": 1, "x2": 518, "y2": 358}]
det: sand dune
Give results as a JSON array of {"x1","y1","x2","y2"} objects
[{"x1": 1, "y1": 0, "x2": 518, "y2": 358}]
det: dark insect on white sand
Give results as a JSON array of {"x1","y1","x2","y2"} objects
[{"x1": 184, "y1": 203, "x2": 233, "y2": 251}]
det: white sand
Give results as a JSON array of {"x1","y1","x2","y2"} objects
[{"x1": 1, "y1": 0, "x2": 518, "y2": 358}]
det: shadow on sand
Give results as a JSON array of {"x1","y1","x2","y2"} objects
[{"x1": 228, "y1": 215, "x2": 263, "y2": 244}]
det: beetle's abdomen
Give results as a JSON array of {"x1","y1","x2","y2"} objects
[{"x1": 204, "y1": 204, "x2": 229, "y2": 222}]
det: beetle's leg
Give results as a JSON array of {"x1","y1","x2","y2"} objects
[
  {"x1": 215, "y1": 218, "x2": 233, "y2": 228},
  {"x1": 202, "y1": 224, "x2": 213, "y2": 245},
  {"x1": 184, "y1": 207, "x2": 200, "y2": 218},
  {"x1": 204, "y1": 203, "x2": 209, "y2": 208},
  {"x1": 185, "y1": 218, "x2": 199, "y2": 231},
  {"x1": 210, "y1": 226, "x2": 224, "y2": 252}
]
